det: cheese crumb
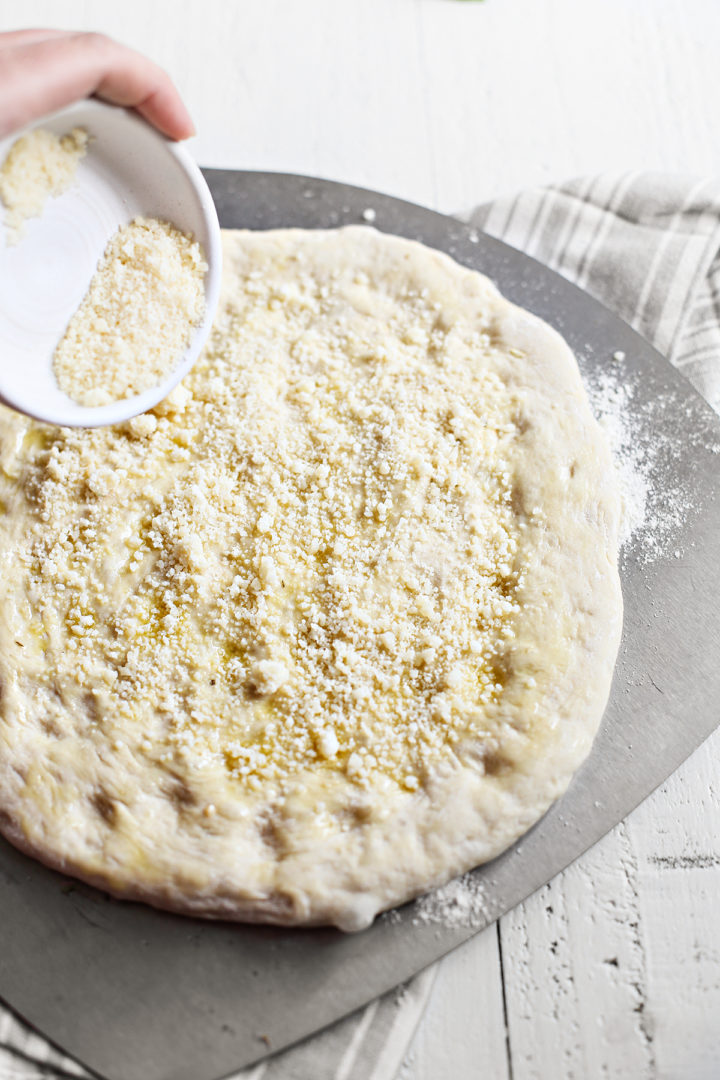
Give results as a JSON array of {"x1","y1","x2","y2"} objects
[
  {"x1": 52, "y1": 217, "x2": 207, "y2": 407},
  {"x1": 249, "y1": 659, "x2": 289, "y2": 696},
  {"x1": 317, "y1": 729, "x2": 340, "y2": 759},
  {"x1": 0, "y1": 127, "x2": 89, "y2": 243},
  {"x1": 128, "y1": 414, "x2": 158, "y2": 438}
]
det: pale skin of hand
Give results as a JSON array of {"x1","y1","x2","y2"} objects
[{"x1": 0, "y1": 29, "x2": 194, "y2": 140}]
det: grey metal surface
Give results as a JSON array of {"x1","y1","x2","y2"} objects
[{"x1": 1, "y1": 171, "x2": 719, "y2": 1080}]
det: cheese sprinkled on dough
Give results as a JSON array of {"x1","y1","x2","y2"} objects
[
  {"x1": 0, "y1": 127, "x2": 88, "y2": 244},
  {"x1": 0, "y1": 226, "x2": 624, "y2": 930},
  {"x1": 52, "y1": 217, "x2": 207, "y2": 406},
  {"x1": 7, "y1": 228, "x2": 522, "y2": 794}
]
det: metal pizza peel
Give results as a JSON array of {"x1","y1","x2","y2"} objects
[{"x1": 1, "y1": 171, "x2": 718, "y2": 1080}]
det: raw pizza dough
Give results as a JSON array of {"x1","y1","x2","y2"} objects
[{"x1": 0, "y1": 227, "x2": 622, "y2": 931}]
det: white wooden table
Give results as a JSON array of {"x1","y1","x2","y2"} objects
[{"x1": 2, "y1": 2, "x2": 719, "y2": 1077}]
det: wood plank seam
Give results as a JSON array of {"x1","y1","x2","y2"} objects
[{"x1": 497, "y1": 921, "x2": 515, "y2": 1080}]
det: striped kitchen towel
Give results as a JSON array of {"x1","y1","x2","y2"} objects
[
  {"x1": 468, "y1": 173, "x2": 720, "y2": 412},
  {"x1": 2, "y1": 171, "x2": 720, "y2": 1080}
]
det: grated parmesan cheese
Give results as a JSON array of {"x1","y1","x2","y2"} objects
[
  {"x1": 0, "y1": 127, "x2": 88, "y2": 244},
  {"x1": 7, "y1": 228, "x2": 524, "y2": 795},
  {"x1": 52, "y1": 217, "x2": 207, "y2": 407}
]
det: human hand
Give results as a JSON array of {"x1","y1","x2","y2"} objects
[{"x1": 0, "y1": 29, "x2": 195, "y2": 140}]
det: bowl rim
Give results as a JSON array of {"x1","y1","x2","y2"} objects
[{"x1": 0, "y1": 98, "x2": 222, "y2": 428}]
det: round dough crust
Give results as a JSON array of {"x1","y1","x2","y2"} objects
[{"x1": 0, "y1": 227, "x2": 622, "y2": 931}]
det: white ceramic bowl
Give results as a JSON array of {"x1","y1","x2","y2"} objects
[{"x1": 0, "y1": 99, "x2": 221, "y2": 428}]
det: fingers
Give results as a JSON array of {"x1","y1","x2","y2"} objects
[
  {"x1": 0, "y1": 28, "x2": 72, "y2": 48},
  {"x1": 90, "y1": 37, "x2": 196, "y2": 139},
  {"x1": 0, "y1": 31, "x2": 195, "y2": 140}
]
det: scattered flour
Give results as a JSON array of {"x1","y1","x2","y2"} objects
[
  {"x1": 412, "y1": 873, "x2": 488, "y2": 929},
  {"x1": 587, "y1": 367, "x2": 651, "y2": 551},
  {"x1": 0, "y1": 127, "x2": 88, "y2": 243},
  {"x1": 587, "y1": 354, "x2": 718, "y2": 565}
]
